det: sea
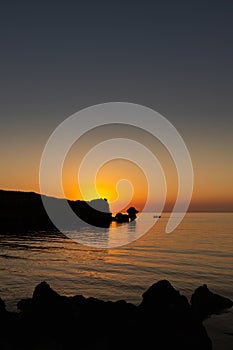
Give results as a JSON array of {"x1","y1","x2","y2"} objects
[{"x1": 0, "y1": 212, "x2": 232, "y2": 350}]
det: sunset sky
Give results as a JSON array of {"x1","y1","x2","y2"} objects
[{"x1": 1, "y1": 1, "x2": 233, "y2": 212}]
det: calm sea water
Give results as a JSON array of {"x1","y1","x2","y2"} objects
[{"x1": 0, "y1": 212, "x2": 232, "y2": 349}]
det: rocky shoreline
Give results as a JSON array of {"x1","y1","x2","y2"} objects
[
  {"x1": 0, "y1": 190, "x2": 139, "y2": 233},
  {"x1": 0, "y1": 280, "x2": 232, "y2": 350}
]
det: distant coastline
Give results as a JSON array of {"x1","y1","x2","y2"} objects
[
  {"x1": 0, "y1": 189, "x2": 112, "y2": 233},
  {"x1": 1, "y1": 188, "x2": 232, "y2": 213},
  {"x1": 0, "y1": 189, "x2": 139, "y2": 233}
]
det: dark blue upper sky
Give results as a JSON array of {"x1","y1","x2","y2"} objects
[{"x1": 1, "y1": 1, "x2": 232, "y2": 128}]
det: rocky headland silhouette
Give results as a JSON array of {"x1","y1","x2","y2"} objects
[
  {"x1": 0, "y1": 190, "x2": 139, "y2": 233},
  {"x1": 0, "y1": 279, "x2": 232, "y2": 349}
]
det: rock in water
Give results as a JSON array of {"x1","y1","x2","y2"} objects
[{"x1": 191, "y1": 284, "x2": 233, "y2": 319}]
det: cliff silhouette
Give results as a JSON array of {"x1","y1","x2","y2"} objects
[
  {"x1": 0, "y1": 190, "x2": 112, "y2": 233},
  {"x1": 0, "y1": 190, "x2": 138, "y2": 234}
]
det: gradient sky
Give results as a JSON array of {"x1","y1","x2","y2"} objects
[{"x1": 0, "y1": 1, "x2": 233, "y2": 212}]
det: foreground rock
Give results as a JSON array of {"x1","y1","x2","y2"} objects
[
  {"x1": 191, "y1": 284, "x2": 233, "y2": 320},
  {"x1": 0, "y1": 280, "x2": 232, "y2": 349}
]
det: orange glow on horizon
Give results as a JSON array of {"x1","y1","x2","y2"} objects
[
  {"x1": 63, "y1": 158, "x2": 149, "y2": 213},
  {"x1": 1, "y1": 124, "x2": 232, "y2": 212}
]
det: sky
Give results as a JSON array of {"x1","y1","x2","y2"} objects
[{"x1": 0, "y1": 0, "x2": 233, "y2": 212}]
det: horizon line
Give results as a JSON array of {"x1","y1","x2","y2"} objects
[{"x1": 1, "y1": 188, "x2": 232, "y2": 213}]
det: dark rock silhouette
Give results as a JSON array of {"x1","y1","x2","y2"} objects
[
  {"x1": 126, "y1": 206, "x2": 139, "y2": 221},
  {"x1": 138, "y1": 280, "x2": 212, "y2": 350},
  {"x1": 113, "y1": 206, "x2": 139, "y2": 223},
  {"x1": 1, "y1": 279, "x2": 231, "y2": 349},
  {"x1": 139, "y1": 279, "x2": 189, "y2": 311},
  {"x1": 0, "y1": 190, "x2": 139, "y2": 233},
  {"x1": 0, "y1": 297, "x2": 18, "y2": 350},
  {"x1": 114, "y1": 212, "x2": 130, "y2": 223},
  {"x1": 191, "y1": 284, "x2": 233, "y2": 320},
  {"x1": 0, "y1": 298, "x2": 6, "y2": 313},
  {"x1": 69, "y1": 197, "x2": 112, "y2": 228},
  {"x1": 0, "y1": 189, "x2": 113, "y2": 232}
]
